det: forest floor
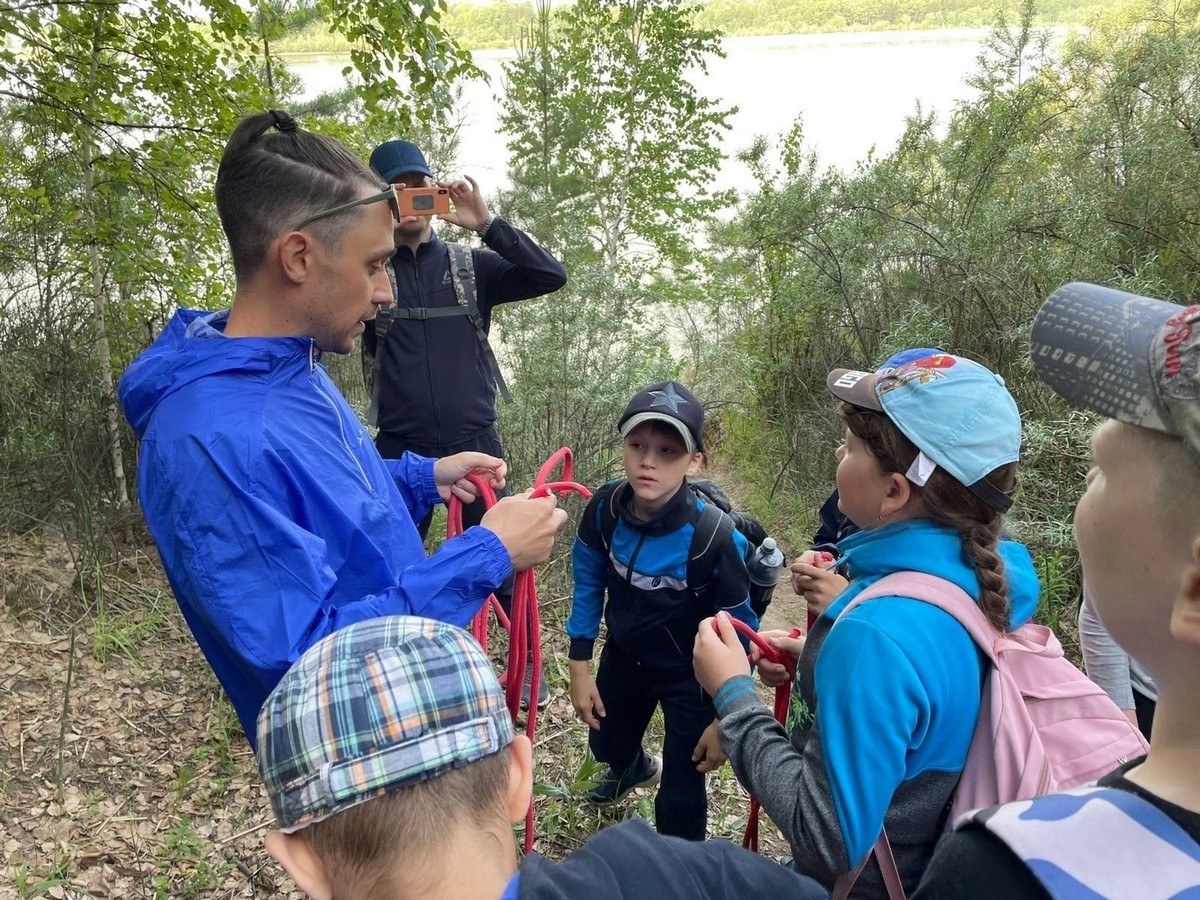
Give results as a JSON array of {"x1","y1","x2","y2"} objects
[{"x1": 0, "y1": 513, "x2": 804, "y2": 898}]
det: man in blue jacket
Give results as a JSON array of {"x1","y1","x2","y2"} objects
[
  {"x1": 366, "y1": 139, "x2": 568, "y2": 705},
  {"x1": 118, "y1": 111, "x2": 568, "y2": 749}
]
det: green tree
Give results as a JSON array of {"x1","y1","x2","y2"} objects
[
  {"x1": 499, "y1": 0, "x2": 735, "y2": 273},
  {"x1": 491, "y1": 0, "x2": 735, "y2": 483}
]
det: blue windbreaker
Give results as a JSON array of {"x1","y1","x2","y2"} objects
[{"x1": 118, "y1": 309, "x2": 511, "y2": 747}]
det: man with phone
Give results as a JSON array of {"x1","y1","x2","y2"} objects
[{"x1": 365, "y1": 139, "x2": 567, "y2": 707}]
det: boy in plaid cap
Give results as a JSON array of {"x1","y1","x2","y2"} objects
[
  {"x1": 257, "y1": 615, "x2": 826, "y2": 899},
  {"x1": 915, "y1": 283, "x2": 1200, "y2": 898}
]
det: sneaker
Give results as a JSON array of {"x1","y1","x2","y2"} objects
[
  {"x1": 588, "y1": 752, "x2": 662, "y2": 805},
  {"x1": 498, "y1": 666, "x2": 550, "y2": 709}
]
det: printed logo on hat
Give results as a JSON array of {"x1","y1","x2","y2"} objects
[
  {"x1": 648, "y1": 382, "x2": 689, "y2": 414},
  {"x1": 1156, "y1": 305, "x2": 1200, "y2": 401},
  {"x1": 833, "y1": 371, "x2": 869, "y2": 389},
  {"x1": 880, "y1": 355, "x2": 956, "y2": 397}
]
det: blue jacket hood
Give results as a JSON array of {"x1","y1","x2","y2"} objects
[
  {"x1": 119, "y1": 309, "x2": 317, "y2": 438},
  {"x1": 834, "y1": 518, "x2": 1040, "y2": 628}
]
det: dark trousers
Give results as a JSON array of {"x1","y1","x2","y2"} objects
[
  {"x1": 590, "y1": 639, "x2": 713, "y2": 841},
  {"x1": 375, "y1": 426, "x2": 515, "y2": 614}
]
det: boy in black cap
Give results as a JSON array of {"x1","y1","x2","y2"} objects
[{"x1": 565, "y1": 380, "x2": 758, "y2": 841}]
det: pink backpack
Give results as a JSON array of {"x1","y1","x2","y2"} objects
[{"x1": 831, "y1": 571, "x2": 1149, "y2": 900}]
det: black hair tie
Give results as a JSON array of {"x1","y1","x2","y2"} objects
[{"x1": 269, "y1": 110, "x2": 297, "y2": 133}]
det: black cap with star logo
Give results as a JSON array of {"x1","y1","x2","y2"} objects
[{"x1": 617, "y1": 380, "x2": 704, "y2": 453}]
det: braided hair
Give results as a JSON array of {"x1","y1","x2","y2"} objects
[
  {"x1": 214, "y1": 110, "x2": 381, "y2": 279},
  {"x1": 839, "y1": 401, "x2": 1017, "y2": 632}
]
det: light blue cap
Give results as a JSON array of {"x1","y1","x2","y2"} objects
[{"x1": 827, "y1": 351, "x2": 1021, "y2": 511}]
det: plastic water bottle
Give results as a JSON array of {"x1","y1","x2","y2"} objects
[{"x1": 747, "y1": 537, "x2": 786, "y2": 614}]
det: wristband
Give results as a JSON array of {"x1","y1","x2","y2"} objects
[{"x1": 476, "y1": 213, "x2": 495, "y2": 237}]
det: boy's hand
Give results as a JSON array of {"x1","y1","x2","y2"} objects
[
  {"x1": 752, "y1": 628, "x2": 803, "y2": 688},
  {"x1": 791, "y1": 551, "x2": 848, "y2": 617},
  {"x1": 568, "y1": 660, "x2": 605, "y2": 730},
  {"x1": 692, "y1": 720, "x2": 728, "y2": 773},
  {"x1": 692, "y1": 612, "x2": 751, "y2": 696},
  {"x1": 480, "y1": 493, "x2": 569, "y2": 571}
]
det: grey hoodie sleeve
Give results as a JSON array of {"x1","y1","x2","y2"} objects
[{"x1": 713, "y1": 676, "x2": 850, "y2": 885}]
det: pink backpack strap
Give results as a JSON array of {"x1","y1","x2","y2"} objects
[
  {"x1": 829, "y1": 571, "x2": 999, "y2": 899},
  {"x1": 832, "y1": 831, "x2": 908, "y2": 900},
  {"x1": 840, "y1": 571, "x2": 1001, "y2": 663}
]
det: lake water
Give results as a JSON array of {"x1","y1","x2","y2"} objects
[{"x1": 292, "y1": 29, "x2": 1070, "y2": 191}]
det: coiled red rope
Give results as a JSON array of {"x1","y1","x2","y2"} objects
[
  {"x1": 712, "y1": 617, "x2": 803, "y2": 852},
  {"x1": 447, "y1": 447, "x2": 592, "y2": 854}
]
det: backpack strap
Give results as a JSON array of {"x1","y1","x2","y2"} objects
[
  {"x1": 369, "y1": 244, "x2": 513, "y2": 424},
  {"x1": 832, "y1": 831, "x2": 908, "y2": 900},
  {"x1": 841, "y1": 571, "x2": 999, "y2": 663},
  {"x1": 593, "y1": 480, "x2": 623, "y2": 556},
  {"x1": 446, "y1": 242, "x2": 512, "y2": 404},
  {"x1": 687, "y1": 497, "x2": 736, "y2": 602},
  {"x1": 969, "y1": 785, "x2": 1200, "y2": 898}
]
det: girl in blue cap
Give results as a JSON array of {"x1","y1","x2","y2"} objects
[{"x1": 693, "y1": 351, "x2": 1040, "y2": 899}]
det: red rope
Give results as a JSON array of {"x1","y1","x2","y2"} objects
[
  {"x1": 712, "y1": 617, "x2": 802, "y2": 852},
  {"x1": 447, "y1": 448, "x2": 592, "y2": 854}
]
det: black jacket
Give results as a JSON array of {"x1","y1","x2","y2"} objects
[
  {"x1": 363, "y1": 219, "x2": 566, "y2": 448},
  {"x1": 518, "y1": 820, "x2": 828, "y2": 899}
]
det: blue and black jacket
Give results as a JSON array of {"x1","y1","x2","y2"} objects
[
  {"x1": 567, "y1": 479, "x2": 758, "y2": 671},
  {"x1": 712, "y1": 519, "x2": 1041, "y2": 897}
]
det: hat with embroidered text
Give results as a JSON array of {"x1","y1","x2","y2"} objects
[
  {"x1": 369, "y1": 140, "x2": 432, "y2": 184},
  {"x1": 256, "y1": 616, "x2": 514, "y2": 833},
  {"x1": 618, "y1": 380, "x2": 704, "y2": 453},
  {"x1": 1031, "y1": 282, "x2": 1200, "y2": 465},
  {"x1": 827, "y1": 351, "x2": 1021, "y2": 511}
]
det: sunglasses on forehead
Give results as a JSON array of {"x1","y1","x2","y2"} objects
[{"x1": 293, "y1": 184, "x2": 401, "y2": 230}]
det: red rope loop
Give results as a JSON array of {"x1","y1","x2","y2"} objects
[{"x1": 445, "y1": 448, "x2": 592, "y2": 854}]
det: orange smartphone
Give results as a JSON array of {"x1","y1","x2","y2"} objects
[{"x1": 397, "y1": 186, "x2": 451, "y2": 217}]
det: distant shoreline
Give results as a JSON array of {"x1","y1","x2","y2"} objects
[{"x1": 280, "y1": 24, "x2": 1083, "y2": 61}]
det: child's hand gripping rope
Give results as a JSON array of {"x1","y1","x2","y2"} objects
[{"x1": 694, "y1": 612, "x2": 804, "y2": 851}]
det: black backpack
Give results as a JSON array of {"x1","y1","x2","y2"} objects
[{"x1": 595, "y1": 478, "x2": 780, "y2": 617}]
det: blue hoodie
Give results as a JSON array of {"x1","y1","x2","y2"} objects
[
  {"x1": 119, "y1": 310, "x2": 511, "y2": 747},
  {"x1": 713, "y1": 518, "x2": 1041, "y2": 897}
]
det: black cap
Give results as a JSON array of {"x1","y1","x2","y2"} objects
[{"x1": 618, "y1": 381, "x2": 704, "y2": 453}]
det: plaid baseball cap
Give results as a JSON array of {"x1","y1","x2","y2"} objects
[
  {"x1": 618, "y1": 380, "x2": 705, "y2": 453},
  {"x1": 256, "y1": 616, "x2": 514, "y2": 833},
  {"x1": 1031, "y1": 282, "x2": 1200, "y2": 465},
  {"x1": 827, "y1": 351, "x2": 1021, "y2": 512}
]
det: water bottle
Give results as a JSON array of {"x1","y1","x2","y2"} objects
[{"x1": 747, "y1": 537, "x2": 786, "y2": 616}]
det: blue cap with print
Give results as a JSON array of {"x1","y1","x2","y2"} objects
[
  {"x1": 256, "y1": 616, "x2": 514, "y2": 833},
  {"x1": 827, "y1": 351, "x2": 1021, "y2": 512}
]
